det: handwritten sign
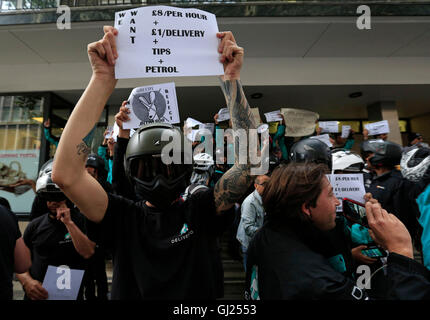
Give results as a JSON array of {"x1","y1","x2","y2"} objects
[
  {"x1": 123, "y1": 82, "x2": 180, "y2": 129},
  {"x1": 310, "y1": 134, "x2": 333, "y2": 148},
  {"x1": 217, "y1": 108, "x2": 230, "y2": 122},
  {"x1": 327, "y1": 174, "x2": 366, "y2": 212},
  {"x1": 341, "y1": 125, "x2": 351, "y2": 138},
  {"x1": 365, "y1": 120, "x2": 390, "y2": 136},
  {"x1": 318, "y1": 121, "x2": 339, "y2": 133},
  {"x1": 42, "y1": 265, "x2": 85, "y2": 300},
  {"x1": 185, "y1": 117, "x2": 203, "y2": 129},
  {"x1": 114, "y1": 6, "x2": 223, "y2": 79},
  {"x1": 280, "y1": 108, "x2": 319, "y2": 137},
  {"x1": 264, "y1": 110, "x2": 282, "y2": 123}
]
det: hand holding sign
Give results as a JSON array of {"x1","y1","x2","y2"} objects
[
  {"x1": 24, "y1": 278, "x2": 49, "y2": 300},
  {"x1": 87, "y1": 26, "x2": 118, "y2": 83},
  {"x1": 217, "y1": 31, "x2": 243, "y2": 80}
]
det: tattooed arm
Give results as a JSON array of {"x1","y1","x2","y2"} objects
[
  {"x1": 214, "y1": 32, "x2": 257, "y2": 213},
  {"x1": 52, "y1": 26, "x2": 118, "y2": 223}
]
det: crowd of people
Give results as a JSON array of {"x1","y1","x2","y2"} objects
[{"x1": 1, "y1": 26, "x2": 430, "y2": 301}]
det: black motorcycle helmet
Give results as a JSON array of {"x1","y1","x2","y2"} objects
[
  {"x1": 36, "y1": 159, "x2": 67, "y2": 202},
  {"x1": 86, "y1": 153, "x2": 107, "y2": 181},
  {"x1": 289, "y1": 138, "x2": 332, "y2": 169},
  {"x1": 363, "y1": 139, "x2": 402, "y2": 168},
  {"x1": 124, "y1": 123, "x2": 192, "y2": 209}
]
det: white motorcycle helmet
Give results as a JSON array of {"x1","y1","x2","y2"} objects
[
  {"x1": 190, "y1": 153, "x2": 214, "y2": 185},
  {"x1": 332, "y1": 149, "x2": 365, "y2": 173},
  {"x1": 401, "y1": 146, "x2": 430, "y2": 182}
]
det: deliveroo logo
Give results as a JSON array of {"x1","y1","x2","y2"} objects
[
  {"x1": 64, "y1": 233, "x2": 71, "y2": 240},
  {"x1": 180, "y1": 224, "x2": 189, "y2": 235}
]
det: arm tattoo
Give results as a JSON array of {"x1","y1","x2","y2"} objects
[
  {"x1": 215, "y1": 79, "x2": 257, "y2": 210},
  {"x1": 76, "y1": 125, "x2": 96, "y2": 159}
]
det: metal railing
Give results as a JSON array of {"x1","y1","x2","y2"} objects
[{"x1": 2, "y1": 0, "x2": 430, "y2": 11}]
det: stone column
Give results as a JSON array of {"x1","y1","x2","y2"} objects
[{"x1": 366, "y1": 101, "x2": 402, "y2": 145}]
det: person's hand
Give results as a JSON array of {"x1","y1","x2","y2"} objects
[
  {"x1": 316, "y1": 127, "x2": 322, "y2": 135},
  {"x1": 366, "y1": 201, "x2": 413, "y2": 259},
  {"x1": 364, "y1": 193, "x2": 375, "y2": 203},
  {"x1": 43, "y1": 118, "x2": 51, "y2": 128},
  {"x1": 217, "y1": 31, "x2": 243, "y2": 80},
  {"x1": 57, "y1": 204, "x2": 72, "y2": 226},
  {"x1": 23, "y1": 279, "x2": 48, "y2": 300},
  {"x1": 115, "y1": 101, "x2": 131, "y2": 130},
  {"x1": 87, "y1": 26, "x2": 118, "y2": 82},
  {"x1": 351, "y1": 245, "x2": 378, "y2": 265},
  {"x1": 107, "y1": 137, "x2": 115, "y2": 156},
  {"x1": 214, "y1": 113, "x2": 219, "y2": 125}
]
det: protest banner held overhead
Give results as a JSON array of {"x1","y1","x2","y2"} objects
[
  {"x1": 114, "y1": 6, "x2": 223, "y2": 79},
  {"x1": 280, "y1": 108, "x2": 319, "y2": 137}
]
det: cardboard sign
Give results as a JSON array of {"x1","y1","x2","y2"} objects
[
  {"x1": 318, "y1": 121, "x2": 339, "y2": 133},
  {"x1": 365, "y1": 120, "x2": 390, "y2": 136},
  {"x1": 42, "y1": 265, "x2": 85, "y2": 300},
  {"x1": 280, "y1": 108, "x2": 319, "y2": 137},
  {"x1": 114, "y1": 6, "x2": 223, "y2": 79},
  {"x1": 123, "y1": 82, "x2": 180, "y2": 129},
  {"x1": 327, "y1": 174, "x2": 366, "y2": 212}
]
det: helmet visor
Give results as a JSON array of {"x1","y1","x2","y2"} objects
[{"x1": 130, "y1": 155, "x2": 189, "y2": 182}]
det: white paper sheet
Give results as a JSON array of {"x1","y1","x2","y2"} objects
[
  {"x1": 264, "y1": 110, "x2": 283, "y2": 123},
  {"x1": 310, "y1": 134, "x2": 333, "y2": 147},
  {"x1": 327, "y1": 174, "x2": 366, "y2": 212},
  {"x1": 318, "y1": 121, "x2": 339, "y2": 133},
  {"x1": 42, "y1": 265, "x2": 85, "y2": 300},
  {"x1": 365, "y1": 120, "x2": 390, "y2": 136},
  {"x1": 341, "y1": 125, "x2": 351, "y2": 138},
  {"x1": 114, "y1": 6, "x2": 224, "y2": 79},
  {"x1": 217, "y1": 108, "x2": 230, "y2": 122}
]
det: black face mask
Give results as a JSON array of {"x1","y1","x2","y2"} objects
[{"x1": 133, "y1": 175, "x2": 188, "y2": 210}]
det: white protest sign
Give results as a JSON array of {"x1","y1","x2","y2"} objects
[
  {"x1": 185, "y1": 117, "x2": 203, "y2": 128},
  {"x1": 264, "y1": 110, "x2": 283, "y2": 123},
  {"x1": 114, "y1": 6, "x2": 223, "y2": 79},
  {"x1": 310, "y1": 134, "x2": 333, "y2": 148},
  {"x1": 42, "y1": 265, "x2": 85, "y2": 300},
  {"x1": 217, "y1": 108, "x2": 230, "y2": 122},
  {"x1": 104, "y1": 126, "x2": 114, "y2": 139},
  {"x1": 364, "y1": 120, "x2": 390, "y2": 136},
  {"x1": 341, "y1": 125, "x2": 351, "y2": 138},
  {"x1": 112, "y1": 122, "x2": 120, "y2": 142},
  {"x1": 318, "y1": 121, "x2": 339, "y2": 133},
  {"x1": 200, "y1": 123, "x2": 215, "y2": 134},
  {"x1": 327, "y1": 174, "x2": 366, "y2": 212},
  {"x1": 257, "y1": 123, "x2": 269, "y2": 134},
  {"x1": 123, "y1": 82, "x2": 180, "y2": 129},
  {"x1": 280, "y1": 108, "x2": 319, "y2": 137},
  {"x1": 187, "y1": 129, "x2": 200, "y2": 142}
]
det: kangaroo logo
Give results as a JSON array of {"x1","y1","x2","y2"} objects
[{"x1": 132, "y1": 90, "x2": 168, "y2": 124}]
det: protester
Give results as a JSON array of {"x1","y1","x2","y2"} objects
[
  {"x1": 43, "y1": 118, "x2": 60, "y2": 148},
  {"x1": 236, "y1": 175, "x2": 270, "y2": 272},
  {"x1": 52, "y1": 27, "x2": 257, "y2": 299},
  {"x1": 17, "y1": 160, "x2": 95, "y2": 300},
  {"x1": 245, "y1": 161, "x2": 430, "y2": 300},
  {"x1": 0, "y1": 204, "x2": 31, "y2": 300}
]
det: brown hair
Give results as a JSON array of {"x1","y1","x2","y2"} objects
[{"x1": 262, "y1": 162, "x2": 329, "y2": 225}]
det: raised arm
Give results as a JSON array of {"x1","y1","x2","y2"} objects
[
  {"x1": 214, "y1": 32, "x2": 257, "y2": 213},
  {"x1": 52, "y1": 26, "x2": 118, "y2": 223}
]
